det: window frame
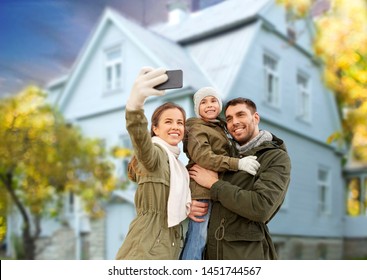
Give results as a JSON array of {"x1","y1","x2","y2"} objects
[
  {"x1": 104, "y1": 45, "x2": 123, "y2": 93},
  {"x1": 263, "y1": 52, "x2": 280, "y2": 108},
  {"x1": 318, "y1": 166, "x2": 332, "y2": 215},
  {"x1": 296, "y1": 71, "x2": 311, "y2": 121}
]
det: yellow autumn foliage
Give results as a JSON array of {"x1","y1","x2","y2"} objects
[
  {"x1": 0, "y1": 86, "x2": 126, "y2": 221},
  {"x1": 277, "y1": 0, "x2": 313, "y2": 17},
  {"x1": 277, "y1": 0, "x2": 367, "y2": 162}
]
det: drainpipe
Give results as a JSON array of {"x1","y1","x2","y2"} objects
[{"x1": 74, "y1": 195, "x2": 81, "y2": 260}]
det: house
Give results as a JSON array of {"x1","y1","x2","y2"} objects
[{"x1": 25, "y1": 0, "x2": 366, "y2": 259}]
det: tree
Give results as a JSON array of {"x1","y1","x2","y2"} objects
[
  {"x1": 276, "y1": 0, "x2": 367, "y2": 161},
  {"x1": 0, "y1": 86, "x2": 123, "y2": 259}
]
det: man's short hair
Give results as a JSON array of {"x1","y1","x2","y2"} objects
[{"x1": 224, "y1": 97, "x2": 257, "y2": 114}]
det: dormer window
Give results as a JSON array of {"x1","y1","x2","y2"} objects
[{"x1": 105, "y1": 46, "x2": 122, "y2": 92}]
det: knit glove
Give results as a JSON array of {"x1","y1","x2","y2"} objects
[
  {"x1": 238, "y1": 156, "x2": 260, "y2": 176},
  {"x1": 126, "y1": 67, "x2": 168, "y2": 110}
]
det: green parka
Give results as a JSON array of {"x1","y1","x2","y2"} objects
[
  {"x1": 205, "y1": 134, "x2": 291, "y2": 260},
  {"x1": 115, "y1": 109, "x2": 182, "y2": 260},
  {"x1": 184, "y1": 117, "x2": 239, "y2": 199}
]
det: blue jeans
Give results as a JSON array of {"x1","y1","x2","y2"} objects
[{"x1": 180, "y1": 199, "x2": 212, "y2": 260}]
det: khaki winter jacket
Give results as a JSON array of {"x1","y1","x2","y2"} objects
[
  {"x1": 115, "y1": 109, "x2": 182, "y2": 260},
  {"x1": 205, "y1": 134, "x2": 291, "y2": 260},
  {"x1": 184, "y1": 117, "x2": 239, "y2": 199}
]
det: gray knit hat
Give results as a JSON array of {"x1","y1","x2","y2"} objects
[{"x1": 193, "y1": 87, "x2": 223, "y2": 118}]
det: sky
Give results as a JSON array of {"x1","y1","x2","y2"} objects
[
  {"x1": 0, "y1": 0, "x2": 172, "y2": 97},
  {"x1": 0, "y1": 0, "x2": 333, "y2": 98}
]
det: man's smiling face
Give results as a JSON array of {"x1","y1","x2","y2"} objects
[{"x1": 225, "y1": 103, "x2": 260, "y2": 145}]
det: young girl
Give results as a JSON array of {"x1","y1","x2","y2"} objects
[
  {"x1": 180, "y1": 87, "x2": 260, "y2": 260},
  {"x1": 115, "y1": 67, "x2": 191, "y2": 260}
]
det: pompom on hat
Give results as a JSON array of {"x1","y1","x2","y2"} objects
[{"x1": 193, "y1": 87, "x2": 223, "y2": 118}]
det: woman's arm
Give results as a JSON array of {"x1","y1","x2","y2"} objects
[{"x1": 125, "y1": 67, "x2": 168, "y2": 171}]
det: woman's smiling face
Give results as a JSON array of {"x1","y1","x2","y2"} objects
[{"x1": 152, "y1": 108, "x2": 185, "y2": 146}]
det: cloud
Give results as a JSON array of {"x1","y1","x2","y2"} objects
[
  {"x1": 0, "y1": 0, "x2": 91, "y2": 96},
  {"x1": 0, "y1": 0, "x2": 169, "y2": 97}
]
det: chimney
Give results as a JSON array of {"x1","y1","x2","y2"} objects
[{"x1": 167, "y1": 0, "x2": 189, "y2": 24}]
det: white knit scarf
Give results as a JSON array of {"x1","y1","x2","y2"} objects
[{"x1": 152, "y1": 136, "x2": 191, "y2": 227}]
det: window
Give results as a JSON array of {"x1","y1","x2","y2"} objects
[
  {"x1": 297, "y1": 72, "x2": 311, "y2": 121},
  {"x1": 105, "y1": 46, "x2": 123, "y2": 92},
  {"x1": 318, "y1": 167, "x2": 331, "y2": 215},
  {"x1": 346, "y1": 177, "x2": 367, "y2": 216},
  {"x1": 263, "y1": 53, "x2": 279, "y2": 106}
]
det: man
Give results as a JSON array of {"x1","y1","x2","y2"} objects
[{"x1": 188, "y1": 97, "x2": 291, "y2": 260}]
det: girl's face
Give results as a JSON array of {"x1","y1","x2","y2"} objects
[
  {"x1": 152, "y1": 108, "x2": 185, "y2": 146},
  {"x1": 199, "y1": 96, "x2": 220, "y2": 121}
]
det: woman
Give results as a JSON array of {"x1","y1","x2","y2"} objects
[{"x1": 115, "y1": 67, "x2": 191, "y2": 260}]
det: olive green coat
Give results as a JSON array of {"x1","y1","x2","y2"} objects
[
  {"x1": 115, "y1": 109, "x2": 182, "y2": 260},
  {"x1": 205, "y1": 134, "x2": 291, "y2": 260},
  {"x1": 184, "y1": 117, "x2": 239, "y2": 199}
]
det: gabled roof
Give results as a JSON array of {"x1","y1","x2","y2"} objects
[
  {"x1": 52, "y1": 0, "x2": 279, "y2": 110},
  {"x1": 151, "y1": 0, "x2": 271, "y2": 43},
  {"x1": 55, "y1": 7, "x2": 212, "y2": 110},
  {"x1": 184, "y1": 22, "x2": 260, "y2": 94},
  {"x1": 46, "y1": 74, "x2": 68, "y2": 90},
  {"x1": 149, "y1": 0, "x2": 271, "y2": 95},
  {"x1": 108, "y1": 8, "x2": 213, "y2": 90}
]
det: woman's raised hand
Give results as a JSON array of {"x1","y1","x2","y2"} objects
[{"x1": 126, "y1": 67, "x2": 168, "y2": 110}]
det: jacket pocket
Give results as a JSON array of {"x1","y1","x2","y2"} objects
[
  {"x1": 223, "y1": 222, "x2": 265, "y2": 242},
  {"x1": 148, "y1": 227, "x2": 172, "y2": 258},
  {"x1": 149, "y1": 228, "x2": 163, "y2": 253}
]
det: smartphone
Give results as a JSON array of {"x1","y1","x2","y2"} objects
[{"x1": 154, "y1": 70, "x2": 183, "y2": 90}]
